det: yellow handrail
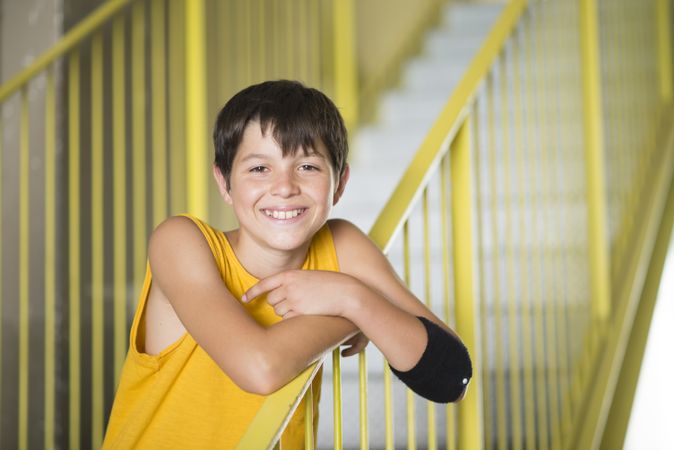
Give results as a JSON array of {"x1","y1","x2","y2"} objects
[
  {"x1": 235, "y1": 360, "x2": 325, "y2": 450},
  {"x1": 0, "y1": 0, "x2": 134, "y2": 103},
  {"x1": 368, "y1": 0, "x2": 528, "y2": 253},
  {"x1": 2, "y1": 0, "x2": 673, "y2": 449}
]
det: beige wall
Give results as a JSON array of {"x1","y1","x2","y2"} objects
[{"x1": 356, "y1": 0, "x2": 442, "y2": 85}]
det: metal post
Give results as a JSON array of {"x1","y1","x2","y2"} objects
[
  {"x1": 450, "y1": 117, "x2": 484, "y2": 450},
  {"x1": 579, "y1": 0, "x2": 611, "y2": 323},
  {"x1": 332, "y1": 0, "x2": 358, "y2": 130},
  {"x1": 185, "y1": 0, "x2": 209, "y2": 219}
]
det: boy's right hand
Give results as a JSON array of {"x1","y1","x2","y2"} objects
[{"x1": 242, "y1": 269, "x2": 364, "y2": 319}]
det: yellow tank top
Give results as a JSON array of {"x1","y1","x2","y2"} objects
[{"x1": 103, "y1": 214, "x2": 339, "y2": 449}]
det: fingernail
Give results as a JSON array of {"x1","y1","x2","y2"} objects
[{"x1": 241, "y1": 294, "x2": 248, "y2": 303}]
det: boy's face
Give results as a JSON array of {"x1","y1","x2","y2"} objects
[{"x1": 214, "y1": 122, "x2": 349, "y2": 254}]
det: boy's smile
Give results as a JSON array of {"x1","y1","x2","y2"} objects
[{"x1": 214, "y1": 122, "x2": 348, "y2": 277}]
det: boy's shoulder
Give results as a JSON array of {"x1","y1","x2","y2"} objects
[
  {"x1": 148, "y1": 215, "x2": 219, "y2": 274},
  {"x1": 326, "y1": 218, "x2": 366, "y2": 244},
  {"x1": 327, "y1": 218, "x2": 386, "y2": 275},
  {"x1": 151, "y1": 215, "x2": 206, "y2": 246}
]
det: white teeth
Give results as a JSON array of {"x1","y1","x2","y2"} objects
[{"x1": 264, "y1": 209, "x2": 304, "y2": 220}]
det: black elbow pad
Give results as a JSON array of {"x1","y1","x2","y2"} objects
[{"x1": 389, "y1": 316, "x2": 472, "y2": 403}]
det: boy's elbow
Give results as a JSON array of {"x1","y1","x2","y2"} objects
[
  {"x1": 238, "y1": 378, "x2": 278, "y2": 396},
  {"x1": 239, "y1": 371, "x2": 283, "y2": 396},
  {"x1": 229, "y1": 351, "x2": 287, "y2": 396}
]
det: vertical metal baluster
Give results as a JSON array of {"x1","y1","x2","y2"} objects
[
  {"x1": 332, "y1": 0, "x2": 358, "y2": 129},
  {"x1": 549, "y1": 4, "x2": 573, "y2": 438},
  {"x1": 359, "y1": 349, "x2": 369, "y2": 450},
  {"x1": 305, "y1": 384, "x2": 314, "y2": 450},
  {"x1": 68, "y1": 49, "x2": 82, "y2": 450},
  {"x1": 44, "y1": 67, "x2": 56, "y2": 450},
  {"x1": 185, "y1": 0, "x2": 208, "y2": 218},
  {"x1": 298, "y1": 0, "x2": 308, "y2": 82},
  {"x1": 513, "y1": 16, "x2": 536, "y2": 450},
  {"x1": 579, "y1": 0, "x2": 611, "y2": 328},
  {"x1": 112, "y1": 16, "x2": 128, "y2": 385},
  {"x1": 132, "y1": 3, "x2": 147, "y2": 297},
  {"x1": 532, "y1": 7, "x2": 561, "y2": 449},
  {"x1": 19, "y1": 85, "x2": 30, "y2": 450},
  {"x1": 469, "y1": 95, "x2": 485, "y2": 450},
  {"x1": 243, "y1": 0, "x2": 252, "y2": 83},
  {"x1": 384, "y1": 350, "x2": 394, "y2": 450},
  {"x1": 258, "y1": 0, "x2": 267, "y2": 79},
  {"x1": 551, "y1": 2, "x2": 580, "y2": 428},
  {"x1": 152, "y1": 0, "x2": 168, "y2": 227},
  {"x1": 501, "y1": 40, "x2": 524, "y2": 450},
  {"x1": 403, "y1": 221, "x2": 416, "y2": 450},
  {"x1": 451, "y1": 117, "x2": 483, "y2": 450},
  {"x1": 526, "y1": 7, "x2": 549, "y2": 448},
  {"x1": 333, "y1": 348, "x2": 343, "y2": 450},
  {"x1": 423, "y1": 188, "x2": 436, "y2": 450},
  {"x1": 168, "y1": 0, "x2": 186, "y2": 215},
  {"x1": 91, "y1": 32, "x2": 105, "y2": 449},
  {"x1": 612, "y1": 0, "x2": 629, "y2": 270},
  {"x1": 489, "y1": 58, "x2": 508, "y2": 450},
  {"x1": 657, "y1": 0, "x2": 673, "y2": 104}
]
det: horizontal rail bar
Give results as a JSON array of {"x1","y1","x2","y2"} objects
[
  {"x1": 369, "y1": 0, "x2": 528, "y2": 252},
  {"x1": 0, "y1": 0, "x2": 135, "y2": 102},
  {"x1": 236, "y1": 360, "x2": 325, "y2": 450}
]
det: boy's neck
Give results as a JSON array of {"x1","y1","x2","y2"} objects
[{"x1": 225, "y1": 230, "x2": 310, "y2": 279}]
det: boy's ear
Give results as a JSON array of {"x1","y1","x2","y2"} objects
[
  {"x1": 332, "y1": 164, "x2": 350, "y2": 205},
  {"x1": 213, "y1": 164, "x2": 233, "y2": 205}
]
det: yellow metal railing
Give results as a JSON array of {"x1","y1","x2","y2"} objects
[
  {"x1": 240, "y1": 0, "x2": 674, "y2": 449},
  {"x1": 2, "y1": 0, "x2": 673, "y2": 449},
  {"x1": 0, "y1": 0, "x2": 359, "y2": 448}
]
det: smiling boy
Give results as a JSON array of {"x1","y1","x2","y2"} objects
[{"x1": 103, "y1": 80, "x2": 472, "y2": 449}]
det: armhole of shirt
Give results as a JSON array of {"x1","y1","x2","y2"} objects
[
  {"x1": 314, "y1": 221, "x2": 340, "y2": 272},
  {"x1": 127, "y1": 214, "x2": 226, "y2": 366}
]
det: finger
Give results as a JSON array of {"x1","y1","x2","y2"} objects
[
  {"x1": 341, "y1": 346, "x2": 360, "y2": 357},
  {"x1": 283, "y1": 310, "x2": 299, "y2": 320},
  {"x1": 273, "y1": 300, "x2": 290, "y2": 317},
  {"x1": 243, "y1": 273, "x2": 284, "y2": 303},
  {"x1": 265, "y1": 287, "x2": 286, "y2": 306}
]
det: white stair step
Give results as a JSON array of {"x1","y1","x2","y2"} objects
[{"x1": 440, "y1": 3, "x2": 504, "y2": 29}]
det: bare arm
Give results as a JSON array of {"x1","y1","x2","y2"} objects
[
  {"x1": 330, "y1": 219, "x2": 459, "y2": 370},
  {"x1": 148, "y1": 216, "x2": 357, "y2": 395},
  {"x1": 243, "y1": 219, "x2": 463, "y2": 370},
  {"x1": 243, "y1": 219, "x2": 470, "y2": 401}
]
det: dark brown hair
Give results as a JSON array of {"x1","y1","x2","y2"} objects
[{"x1": 213, "y1": 80, "x2": 349, "y2": 188}]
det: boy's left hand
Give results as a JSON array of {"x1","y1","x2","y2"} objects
[
  {"x1": 242, "y1": 269, "x2": 361, "y2": 319},
  {"x1": 340, "y1": 332, "x2": 369, "y2": 357}
]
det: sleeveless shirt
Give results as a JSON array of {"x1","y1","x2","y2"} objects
[{"x1": 103, "y1": 214, "x2": 339, "y2": 449}]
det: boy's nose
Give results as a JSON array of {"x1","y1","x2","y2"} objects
[{"x1": 270, "y1": 172, "x2": 300, "y2": 197}]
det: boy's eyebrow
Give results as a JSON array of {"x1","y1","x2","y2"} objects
[
  {"x1": 240, "y1": 153, "x2": 271, "y2": 162},
  {"x1": 240, "y1": 151, "x2": 326, "y2": 162},
  {"x1": 294, "y1": 148, "x2": 326, "y2": 159}
]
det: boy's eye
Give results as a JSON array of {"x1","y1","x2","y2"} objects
[
  {"x1": 249, "y1": 166, "x2": 268, "y2": 173},
  {"x1": 299, "y1": 164, "x2": 320, "y2": 171}
]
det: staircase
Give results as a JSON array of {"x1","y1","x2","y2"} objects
[
  {"x1": 326, "y1": 3, "x2": 503, "y2": 448},
  {"x1": 335, "y1": 3, "x2": 503, "y2": 233}
]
